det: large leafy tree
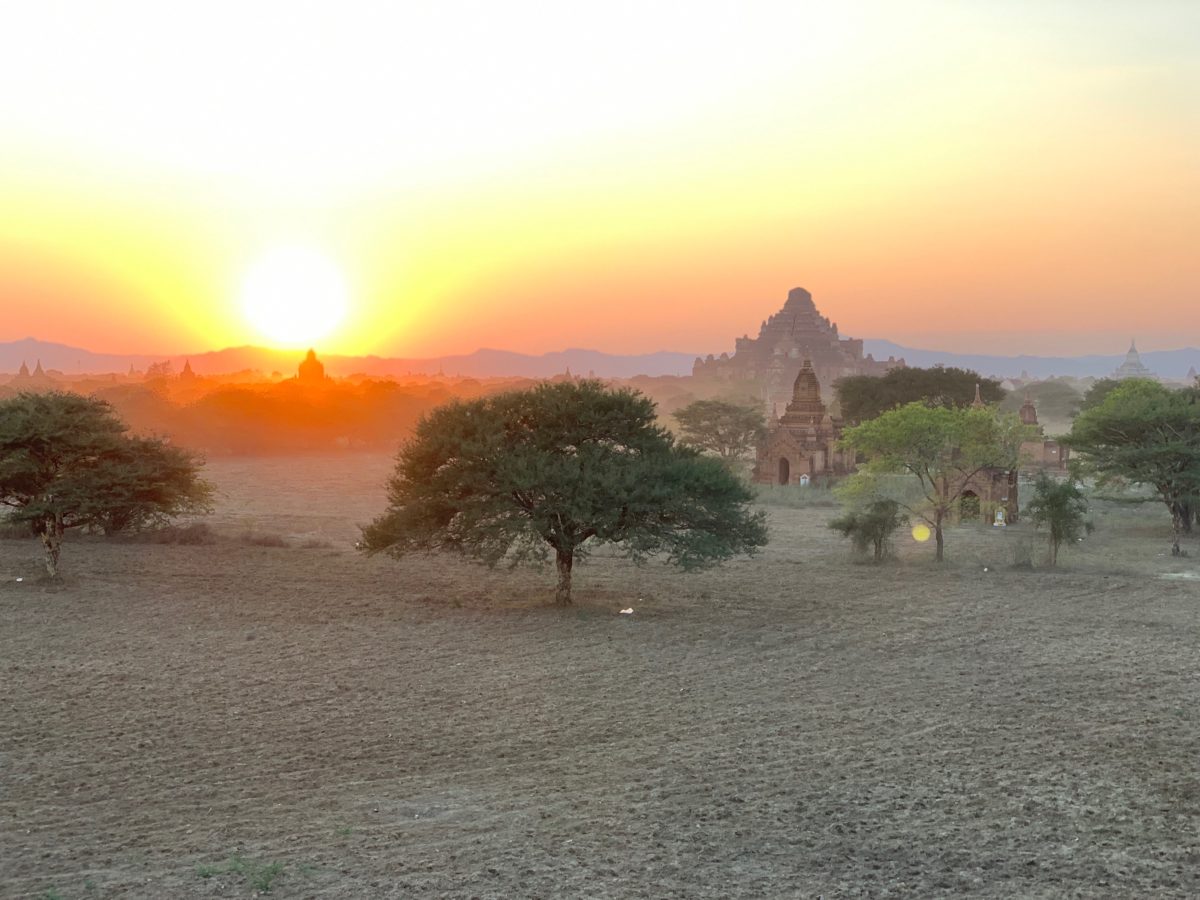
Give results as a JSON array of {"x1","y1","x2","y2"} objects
[
  {"x1": 0, "y1": 392, "x2": 213, "y2": 575},
  {"x1": 834, "y1": 366, "x2": 1005, "y2": 425},
  {"x1": 360, "y1": 381, "x2": 769, "y2": 604},
  {"x1": 840, "y1": 403, "x2": 1029, "y2": 562},
  {"x1": 673, "y1": 399, "x2": 766, "y2": 463},
  {"x1": 1067, "y1": 379, "x2": 1200, "y2": 556}
]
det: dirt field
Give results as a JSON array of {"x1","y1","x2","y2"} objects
[{"x1": 3, "y1": 454, "x2": 1200, "y2": 898}]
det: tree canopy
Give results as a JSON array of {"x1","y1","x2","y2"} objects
[
  {"x1": 360, "y1": 380, "x2": 768, "y2": 604},
  {"x1": 1067, "y1": 379, "x2": 1200, "y2": 555},
  {"x1": 839, "y1": 403, "x2": 1029, "y2": 561},
  {"x1": 833, "y1": 366, "x2": 1005, "y2": 425},
  {"x1": 1025, "y1": 473, "x2": 1090, "y2": 566},
  {"x1": 0, "y1": 392, "x2": 213, "y2": 575},
  {"x1": 673, "y1": 399, "x2": 766, "y2": 462},
  {"x1": 828, "y1": 498, "x2": 908, "y2": 562},
  {"x1": 1078, "y1": 378, "x2": 1123, "y2": 413}
]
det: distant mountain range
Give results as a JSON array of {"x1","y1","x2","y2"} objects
[
  {"x1": 861, "y1": 341, "x2": 1200, "y2": 380},
  {"x1": 0, "y1": 338, "x2": 698, "y2": 379},
  {"x1": 2, "y1": 336, "x2": 1198, "y2": 381}
]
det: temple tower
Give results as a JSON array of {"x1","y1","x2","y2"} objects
[
  {"x1": 1112, "y1": 340, "x2": 1154, "y2": 380},
  {"x1": 1018, "y1": 393, "x2": 1038, "y2": 427},
  {"x1": 298, "y1": 348, "x2": 327, "y2": 384}
]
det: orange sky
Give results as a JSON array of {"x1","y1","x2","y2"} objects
[{"x1": 2, "y1": 1, "x2": 1198, "y2": 358}]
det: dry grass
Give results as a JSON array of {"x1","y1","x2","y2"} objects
[{"x1": 2, "y1": 453, "x2": 1199, "y2": 898}]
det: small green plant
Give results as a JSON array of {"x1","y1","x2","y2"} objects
[
  {"x1": 40, "y1": 890, "x2": 64, "y2": 900},
  {"x1": 248, "y1": 861, "x2": 283, "y2": 893},
  {"x1": 334, "y1": 825, "x2": 354, "y2": 837},
  {"x1": 195, "y1": 854, "x2": 285, "y2": 893}
]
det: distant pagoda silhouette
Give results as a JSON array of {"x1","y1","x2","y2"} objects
[
  {"x1": 297, "y1": 348, "x2": 328, "y2": 385},
  {"x1": 1111, "y1": 340, "x2": 1154, "y2": 380},
  {"x1": 8, "y1": 359, "x2": 56, "y2": 391}
]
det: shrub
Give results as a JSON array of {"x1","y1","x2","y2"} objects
[{"x1": 828, "y1": 499, "x2": 909, "y2": 562}]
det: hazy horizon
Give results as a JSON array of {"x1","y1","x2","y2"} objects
[{"x1": 2, "y1": 329, "x2": 1197, "y2": 366}]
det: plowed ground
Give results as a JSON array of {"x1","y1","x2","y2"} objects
[{"x1": 3, "y1": 454, "x2": 1200, "y2": 899}]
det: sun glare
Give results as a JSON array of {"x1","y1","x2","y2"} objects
[{"x1": 239, "y1": 245, "x2": 348, "y2": 347}]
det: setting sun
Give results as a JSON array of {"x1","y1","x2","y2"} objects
[{"x1": 239, "y1": 245, "x2": 349, "y2": 348}]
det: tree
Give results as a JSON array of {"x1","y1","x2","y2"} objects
[
  {"x1": 840, "y1": 403, "x2": 1029, "y2": 562},
  {"x1": 1025, "y1": 473, "x2": 1091, "y2": 566},
  {"x1": 360, "y1": 381, "x2": 769, "y2": 604},
  {"x1": 0, "y1": 392, "x2": 213, "y2": 576},
  {"x1": 673, "y1": 399, "x2": 766, "y2": 463},
  {"x1": 833, "y1": 366, "x2": 1005, "y2": 425},
  {"x1": 1067, "y1": 380, "x2": 1200, "y2": 556},
  {"x1": 1078, "y1": 377, "x2": 1123, "y2": 413},
  {"x1": 828, "y1": 498, "x2": 908, "y2": 562}
]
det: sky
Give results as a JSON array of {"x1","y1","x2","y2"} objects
[{"x1": 2, "y1": 0, "x2": 1198, "y2": 358}]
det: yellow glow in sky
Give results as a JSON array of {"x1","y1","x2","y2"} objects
[
  {"x1": 239, "y1": 245, "x2": 349, "y2": 348},
  {"x1": 1, "y1": 1, "x2": 1198, "y2": 356}
]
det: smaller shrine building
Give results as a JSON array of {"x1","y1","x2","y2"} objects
[
  {"x1": 1017, "y1": 393, "x2": 1069, "y2": 472},
  {"x1": 753, "y1": 359, "x2": 854, "y2": 485}
]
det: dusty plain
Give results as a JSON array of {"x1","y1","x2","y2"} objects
[{"x1": 3, "y1": 453, "x2": 1200, "y2": 899}]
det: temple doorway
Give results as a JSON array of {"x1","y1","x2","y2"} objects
[
  {"x1": 960, "y1": 491, "x2": 981, "y2": 521},
  {"x1": 778, "y1": 457, "x2": 790, "y2": 485}
]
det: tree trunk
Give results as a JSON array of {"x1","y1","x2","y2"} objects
[
  {"x1": 555, "y1": 547, "x2": 574, "y2": 605},
  {"x1": 1049, "y1": 536, "x2": 1059, "y2": 567},
  {"x1": 40, "y1": 516, "x2": 63, "y2": 578},
  {"x1": 934, "y1": 510, "x2": 945, "y2": 563},
  {"x1": 1171, "y1": 507, "x2": 1183, "y2": 557}
]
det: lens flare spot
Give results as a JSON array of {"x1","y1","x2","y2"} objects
[{"x1": 911, "y1": 523, "x2": 931, "y2": 542}]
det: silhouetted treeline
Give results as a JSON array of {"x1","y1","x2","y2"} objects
[
  {"x1": 834, "y1": 367, "x2": 1005, "y2": 425},
  {"x1": 88, "y1": 377, "x2": 534, "y2": 454}
]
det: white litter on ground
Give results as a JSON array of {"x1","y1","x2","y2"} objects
[{"x1": 619, "y1": 608, "x2": 634, "y2": 615}]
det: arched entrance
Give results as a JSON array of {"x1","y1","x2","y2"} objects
[
  {"x1": 778, "y1": 457, "x2": 790, "y2": 485},
  {"x1": 960, "y1": 490, "x2": 980, "y2": 521}
]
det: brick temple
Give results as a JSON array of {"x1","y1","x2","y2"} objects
[{"x1": 692, "y1": 286, "x2": 904, "y2": 413}]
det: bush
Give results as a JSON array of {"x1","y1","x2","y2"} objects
[{"x1": 829, "y1": 499, "x2": 909, "y2": 562}]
